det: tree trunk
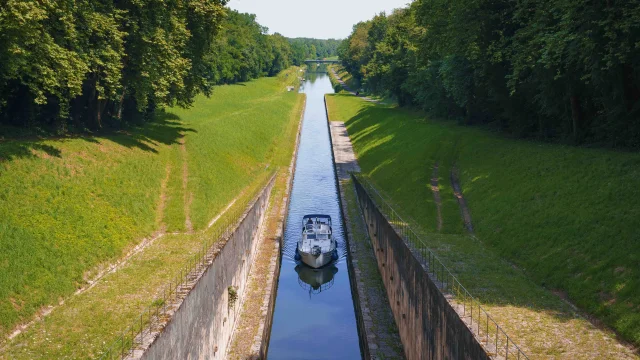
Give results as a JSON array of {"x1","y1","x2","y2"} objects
[
  {"x1": 95, "y1": 96, "x2": 108, "y2": 129},
  {"x1": 117, "y1": 86, "x2": 127, "y2": 120}
]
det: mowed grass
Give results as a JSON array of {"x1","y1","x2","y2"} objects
[
  {"x1": 326, "y1": 93, "x2": 640, "y2": 358},
  {"x1": 0, "y1": 68, "x2": 303, "y2": 346},
  {"x1": 331, "y1": 65, "x2": 360, "y2": 93},
  {"x1": 2, "y1": 170, "x2": 280, "y2": 359}
]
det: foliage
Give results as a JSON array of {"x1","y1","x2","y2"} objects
[
  {"x1": 205, "y1": 11, "x2": 294, "y2": 85},
  {"x1": 228, "y1": 286, "x2": 238, "y2": 308},
  {"x1": 0, "y1": 4, "x2": 305, "y2": 134},
  {"x1": 0, "y1": 0, "x2": 227, "y2": 132},
  {"x1": 338, "y1": 1, "x2": 640, "y2": 148},
  {"x1": 288, "y1": 38, "x2": 341, "y2": 65}
]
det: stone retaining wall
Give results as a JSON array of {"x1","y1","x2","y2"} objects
[
  {"x1": 352, "y1": 177, "x2": 490, "y2": 360},
  {"x1": 139, "y1": 179, "x2": 274, "y2": 360}
]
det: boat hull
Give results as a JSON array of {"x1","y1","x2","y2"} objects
[{"x1": 298, "y1": 250, "x2": 335, "y2": 269}]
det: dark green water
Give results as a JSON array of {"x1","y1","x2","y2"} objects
[{"x1": 266, "y1": 73, "x2": 362, "y2": 359}]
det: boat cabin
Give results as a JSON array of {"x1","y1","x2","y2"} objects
[{"x1": 302, "y1": 214, "x2": 332, "y2": 236}]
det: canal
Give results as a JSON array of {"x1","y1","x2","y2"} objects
[{"x1": 266, "y1": 71, "x2": 362, "y2": 359}]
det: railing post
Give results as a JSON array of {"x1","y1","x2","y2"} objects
[
  {"x1": 506, "y1": 337, "x2": 509, "y2": 359},
  {"x1": 496, "y1": 324, "x2": 499, "y2": 355},
  {"x1": 486, "y1": 313, "x2": 489, "y2": 343}
]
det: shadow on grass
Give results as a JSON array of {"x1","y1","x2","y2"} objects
[
  {"x1": 0, "y1": 110, "x2": 194, "y2": 161},
  {"x1": 342, "y1": 100, "x2": 640, "y2": 342},
  {"x1": 106, "y1": 112, "x2": 196, "y2": 153}
]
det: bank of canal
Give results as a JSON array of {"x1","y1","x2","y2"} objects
[{"x1": 267, "y1": 72, "x2": 362, "y2": 359}]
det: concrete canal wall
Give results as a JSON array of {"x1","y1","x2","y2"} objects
[
  {"x1": 255, "y1": 97, "x2": 306, "y2": 359},
  {"x1": 139, "y1": 178, "x2": 274, "y2": 360},
  {"x1": 352, "y1": 177, "x2": 491, "y2": 360}
]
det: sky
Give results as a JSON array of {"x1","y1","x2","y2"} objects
[{"x1": 228, "y1": 0, "x2": 411, "y2": 39}]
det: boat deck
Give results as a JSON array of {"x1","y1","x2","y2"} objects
[{"x1": 299, "y1": 222, "x2": 334, "y2": 253}]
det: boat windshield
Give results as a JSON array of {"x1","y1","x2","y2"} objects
[
  {"x1": 317, "y1": 234, "x2": 328, "y2": 240},
  {"x1": 306, "y1": 233, "x2": 316, "y2": 240}
]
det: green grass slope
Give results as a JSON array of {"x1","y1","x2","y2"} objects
[
  {"x1": 326, "y1": 93, "x2": 640, "y2": 352},
  {"x1": 0, "y1": 68, "x2": 302, "y2": 340}
]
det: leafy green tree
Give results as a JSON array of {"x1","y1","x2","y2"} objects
[
  {"x1": 508, "y1": 0, "x2": 640, "y2": 144},
  {"x1": 0, "y1": 0, "x2": 227, "y2": 132},
  {"x1": 339, "y1": 0, "x2": 640, "y2": 146}
]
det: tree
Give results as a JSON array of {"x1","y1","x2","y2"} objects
[
  {"x1": 338, "y1": 0, "x2": 640, "y2": 147},
  {"x1": 0, "y1": 3, "x2": 313, "y2": 134}
]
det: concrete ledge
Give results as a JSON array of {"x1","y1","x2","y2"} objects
[{"x1": 325, "y1": 96, "x2": 371, "y2": 359}]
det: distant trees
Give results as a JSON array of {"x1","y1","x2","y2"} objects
[
  {"x1": 288, "y1": 38, "x2": 341, "y2": 64},
  {"x1": 205, "y1": 11, "x2": 294, "y2": 85},
  {"x1": 0, "y1": 4, "x2": 305, "y2": 134},
  {"x1": 338, "y1": 1, "x2": 640, "y2": 148}
]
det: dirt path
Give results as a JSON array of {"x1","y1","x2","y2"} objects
[
  {"x1": 430, "y1": 162, "x2": 443, "y2": 232},
  {"x1": 450, "y1": 166, "x2": 474, "y2": 233},
  {"x1": 180, "y1": 139, "x2": 193, "y2": 232},
  {"x1": 6, "y1": 163, "x2": 174, "y2": 342},
  {"x1": 3, "y1": 163, "x2": 245, "y2": 345},
  {"x1": 156, "y1": 165, "x2": 172, "y2": 230},
  {"x1": 329, "y1": 121, "x2": 361, "y2": 180}
]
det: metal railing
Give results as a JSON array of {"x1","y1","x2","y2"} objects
[
  {"x1": 97, "y1": 172, "x2": 276, "y2": 360},
  {"x1": 352, "y1": 174, "x2": 529, "y2": 360}
]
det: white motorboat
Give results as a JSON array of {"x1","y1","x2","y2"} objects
[{"x1": 295, "y1": 214, "x2": 338, "y2": 268}]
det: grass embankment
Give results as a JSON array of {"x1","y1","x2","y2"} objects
[
  {"x1": 326, "y1": 93, "x2": 640, "y2": 359},
  {"x1": 328, "y1": 65, "x2": 393, "y2": 105},
  {"x1": 330, "y1": 65, "x2": 360, "y2": 93},
  {"x1": 0, "y1": 68, "x2": 304, "y2": 358}
]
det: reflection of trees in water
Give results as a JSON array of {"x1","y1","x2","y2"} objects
[
  {"x1": 305, "y1": 63, "x2": 329, "y2": 82},
  {"x1": 305, "y1": 71, "x2": 327, "y2": 84},
  {"x1": 306, "y1": 72, "x2": 319, "y2": 83}
]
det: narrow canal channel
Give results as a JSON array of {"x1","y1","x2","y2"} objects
[{"x1": 267, "y1": 71, "x2": 362, "y2": 359}]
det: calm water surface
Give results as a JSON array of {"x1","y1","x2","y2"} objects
[{"x1": 267, "y1": 72, "x2": 362, "y2": 359}]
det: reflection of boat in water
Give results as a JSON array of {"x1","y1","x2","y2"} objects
[
  {"x1": 296, "y1": 214, "x2": 338, "y2": 268},
  {"x1": 295, "y1": 264, "x2": 338, "y2": 295}
]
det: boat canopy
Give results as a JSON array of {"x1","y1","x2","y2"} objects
[
  {"x1": 302, "y1": 214, "x2": 332, "y2": 227},
  {"x1": 302, "y1": 215, "x2": 332, "y2": 234}
]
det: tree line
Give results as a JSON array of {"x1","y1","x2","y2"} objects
[
  {"x1": 338, "y1": 0, "x2": 640, "y2": 148},
  {"x1": 289, "y1": 38, "x2": 342, "y2": 64},
  {"x1": 0, "y1": 2, "x2": 338, "y2": 134}
]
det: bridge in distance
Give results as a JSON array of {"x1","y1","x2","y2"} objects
[{"x1": 304, "y1": 59, "x2": 340, "y2": 64}]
